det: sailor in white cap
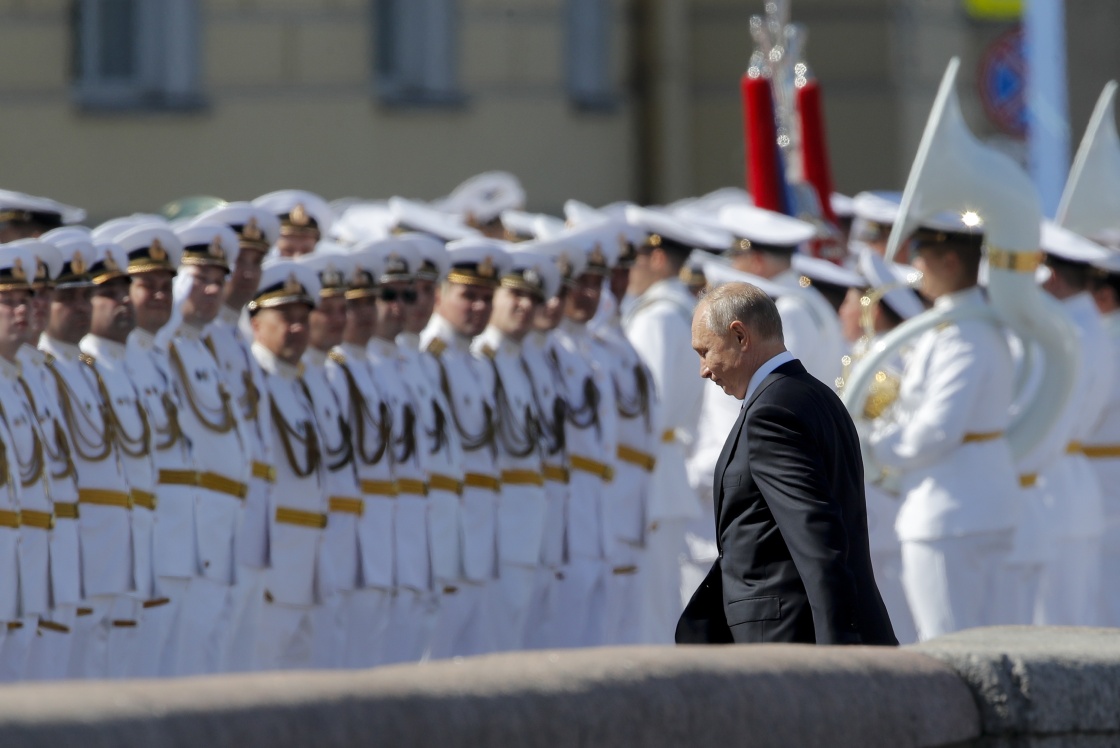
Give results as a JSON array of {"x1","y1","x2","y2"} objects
[
  {"x1": 868, "y1": 212, "x2": 1019, "y2": 640},
  {"x1": 38, "y1": 238, "x2": 136, "y2": 678},
  {"x1": 581, "y1": 231, "x2": 661, "y2": 646},
  {"x1": 383, "y1": 237, "x2": 470, "y2": 661},
  {"x1": 717, "y1": 204, "x2": 844, "y2": 386},
  {"x1": 0, "y1": 249, "x2": 23, "y2": 679},
  {"x1": 1023, "y1": 223, "x2": 1114, "y2": 627},
  {"x1": 546, "y1": 230, "x2": 619, "y2": 648},
  {"x1": 0, "y1": 245, "x2": 53, "y2": 681},
  {"x1": 420, "y1": 238, "x2": 512, "y2": 655},
  {"x1": 517, "y1": 238, "x2": 578, "y2": 650},
  {"x1": 0, "y1": 190, "x2": 85, "y2": 243},
  {"x1": 163, "y1": 223, "x2": 251, "y2": 676},
  {"x1": 364, "y1": 239, "x2": 439, "y2": 663},
  {"x1": 845, "y1": 248, "x2": 923, "y2": 644},
  {"x1": 295, "y1": 249, "x2": 364, "y2": 668},
  {"x1": 116, "y1": 225, "x2": 195, "y2": 677},
  {"x1": 620, "y1": 206, "x2": 728, "y2": 644},
  {"x1": 15, "y1": 236, "x2": 83, "y2": 680},
  {"x1": 248, "y1": 260, "x2": 327, "y2": 670},
  {"x1": 78, "y1": 240, "x2": 161, "y2": 678},
  {"x1": 1085, "y1": 246, "x2": 1120, "y2": 626},
  {"x1": 190, "y1": 203, "x2": 280, "y2": 671},
  {"x1": 437, "y1": 171, "x2": 526, "y2": 238},
  {"x1": 388, "y1": 197, "x2": 479, "y2": 243},
  {"x1": 253, "y1": 190, "x2": 334, "y2": 259},
  {"x1": 472, "y1": 247, "x2": 558, "y2": 650},
  {"x1": 849, "y1": 191, "x2": 902, "y2": 257},
  {"x1": 831, "y1": 192, "x2": 856, "y2": 248},
  {"x1": 323, "y1": 247, "x2": 395, "y2": 667}
]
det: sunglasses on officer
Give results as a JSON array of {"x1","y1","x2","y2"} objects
[{"x1": 380, "y1": 287, "x2": 417, "y2": 304}]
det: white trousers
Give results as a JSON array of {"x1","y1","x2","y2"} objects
[
  {"x1": 493, "y1": 564, "x2": 538, "y2": 652},
  {"x1": 901, "y1": 530, "x2": 1012, "y2": 641},
  {"x1": 131, "y1": 577, "x2": 190, "y2": 677},
  {"x1": 638, "y1": 518, "x2": 688, "y2": 645},
  {"x1": 553, "y1": 557, "x2": 607, "y2": 648},
  {"x1": 1035, "y1": 535, "x2": 1102, "y2": 627},
  {"x1": 871, "y1": 548, "x2": 918, "y2": 645},
  {"x1": 174, "y1": 576, "x2": 233, "y2": 676},
  {"x1": 24, "y1": 606, "x2": 77, "y2": 680},
  {"x1": 1100, "y1": 522, "x2": 1120, "y2": 627},
  {"x1": 255, "y1": 601, "x2": 314, "y2": 671},
  {"x1": 343, "y1": 587, "x2": 392, "y2": 668}
]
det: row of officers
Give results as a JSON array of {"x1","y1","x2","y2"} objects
[{"x1": 0, "y1": 192, "x2": 698, "y2": 681}]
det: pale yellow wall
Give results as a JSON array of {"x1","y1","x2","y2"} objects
[
  {"x1": 0, "y1": 0, "x2": 636, "y2": 222},
  {"x1": 0, "y1": 0, "x2": 1114, "y2": 224}
]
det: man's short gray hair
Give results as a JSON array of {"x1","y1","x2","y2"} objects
[{"x1": 700, "y1": 281, "x2": 784, "y2": 342}]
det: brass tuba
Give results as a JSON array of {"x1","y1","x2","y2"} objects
[{"x1": 842, "y1": 58, "x2": 1078, "y2": 462}]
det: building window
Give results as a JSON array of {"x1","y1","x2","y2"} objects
[
  {"x1": 373, "y1": 0, "x2": 462, "y2": 106},
  {"x1": 567, "y1": 0, "x2": 615, "y2": 110},
  {"x1": 72, "y1": 0, "x2": 203, "y2": 111}
]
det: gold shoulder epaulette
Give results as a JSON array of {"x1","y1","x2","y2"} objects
[
  {"x1": 328, "y1": 350, "x2": 346, "y2": 365},
  {"x1": 42, "y1": 352, "x2": 55, "y2": 366},
  {"x1": 935, "y1": 321, "x2": 953, "y2": 332},
  {"x1": 78, "y1": 352, "x2": 96, "y2": 366},
  {"x1": 480, "y1": 344, "x2": 496, "y2": 360},
  {"x1": 426, "y1": 338, "x2": 447, "y2": 357}
]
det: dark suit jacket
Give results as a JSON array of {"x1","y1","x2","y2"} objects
[{"x1": 676, "y1": 359, "x2": 897, "y2": 646}]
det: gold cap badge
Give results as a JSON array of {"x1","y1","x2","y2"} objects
[
  {"x1": 10, "y1": 257, "x2": 25, "y2": 281},
  {"x1": 477, "y1": 256, "x2": 495, "y2": 278},
  {"x1": 242, "y1": 217, "x2": 263, "y2": 242},
  {"x1": 150, "y1": 237, "x2": 167, "y2": 262},
  {"x1": 71, "y1": 251, "x2": 87, "y2": 276},
  {"x1": 290, "y1": 203, "x2": 310, "y2": 227}
]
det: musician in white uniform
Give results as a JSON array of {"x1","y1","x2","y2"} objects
[
  {"x1": 869, "y1": 214, "x2": 1019, "y2": 640},
  {"x1": 1085, "y1": 244, "x2": 1120, "y2": 625},
  {"x1": 249, "y1": 261, "x2": 327, "y2": 670},
  {"x1": 253, "y1": 190, "x2": 334, "y2": 259},
  {"x1": 1028, "y1": 224, "x2": 1113, "y2": 626}
]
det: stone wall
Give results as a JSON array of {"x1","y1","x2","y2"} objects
[{"x1": 0, "y1": 627, "x2": 1117, "y2": 747}]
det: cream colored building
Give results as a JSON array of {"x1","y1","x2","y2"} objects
[{"x1": 0, "y1": 1, "x2": 1114, "y2": 221}]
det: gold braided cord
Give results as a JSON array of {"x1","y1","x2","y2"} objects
[
  {"x1": 395, "y1": 403, "x2": 418, "y2": 463},
  {"x1": 44, "y1": 359, "x2": 113, "y2": 463},
  {"x1": 298, "y1": 377, "x2": 352, "y2": 472},
  {"x1": 615, "y1": 364, "x2": 653, "y2": 431},
  {"x1": 49, "y1": 420, "x2": 76, "y2": 481},
  {"x1": 153, "y1": 392, "x2": 184, "y2": 451},
  {"x1": 435, "y1": 355, "x2": 495, "y2": 452},
  {"x1": 0, "y1": 395, "x2": 45, "y2": 488},
  {"x1": 426, "y1": 400, "x2": 451, "y2": 456},
  {"x1": 269, "y1": 396, "x2": 321, "y2": 479},
  {"x1": 488, "y1": 358, "x2": 539, "y2": 458},
  {"x1": 520, "y1": 357, "x2": 565, "y2": 456},
  {"x1": 85, "y1": 359, "x2": 152, "y2": 460},
  {"x1": 168, "y1": 343, "x2": 237, "y2": 435},
  {"x1": 331, "y1": 356, "x2": 391, "y2": 467}
]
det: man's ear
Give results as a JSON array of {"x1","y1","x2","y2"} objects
[{"x1": 728, "y1": 319, "x2": 749, "y2": 350}]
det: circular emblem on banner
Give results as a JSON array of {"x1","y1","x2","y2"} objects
[{"x1": 978, "y1": 25, "x2": 1026, "y2": 138}]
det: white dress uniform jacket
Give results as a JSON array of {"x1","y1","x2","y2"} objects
[
  {"x1": 773, "y1": 268, "x2": 845, "y2": 386},
  {"x1": 1086, "y1": 308, "x2": 1120, "y2": 625}
]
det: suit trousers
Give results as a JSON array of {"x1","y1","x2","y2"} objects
[
  {"x1": 1100, "y1": 521, "x2": 1120, "y2": 627},
  {"x1": 901, "y1": 530, "x2": 1012, "y2": 641}
]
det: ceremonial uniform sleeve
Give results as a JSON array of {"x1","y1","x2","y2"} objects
[
  {"x1": 869, "y1": 327, "x2": 984, "y2": 471},
  {"x1": 774, "y1": 297, "x2": 821, "y2": 379},
  {"x1": 626, "y1": 303, "x2": 703, "y2": 441}
]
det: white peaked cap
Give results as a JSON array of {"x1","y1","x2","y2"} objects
[
  {"x1": 438, "y1": 171, "x2": 526, "y2": 223},
  {"x1": 717, "y1": 204, "x2": 816, "y2": 248},
  {"x1": 626, "y1": 205, "x2": 733, "y2": 252},
  {"x1": 253, "y1": 189, "x2": 334, "y2": 236},
  {"x1": 857, "y1": 247, "x2": 925, "y2": 320}
]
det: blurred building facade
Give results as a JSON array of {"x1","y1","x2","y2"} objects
[{"x1": 0, "y1": 0, "x2": 1115, "y2": 220}]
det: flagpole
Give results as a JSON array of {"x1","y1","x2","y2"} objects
[{"x1": 1024, "y1": 0, "x2": 1069, "y2": 218}]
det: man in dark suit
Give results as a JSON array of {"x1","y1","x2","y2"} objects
[{"x1": 676, "y1": 282, "x2": 896, "y2": 646}]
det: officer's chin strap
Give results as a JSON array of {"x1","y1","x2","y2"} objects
[{"x1": 154, "y1": 270, "x2": 198, "y2": 352}]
